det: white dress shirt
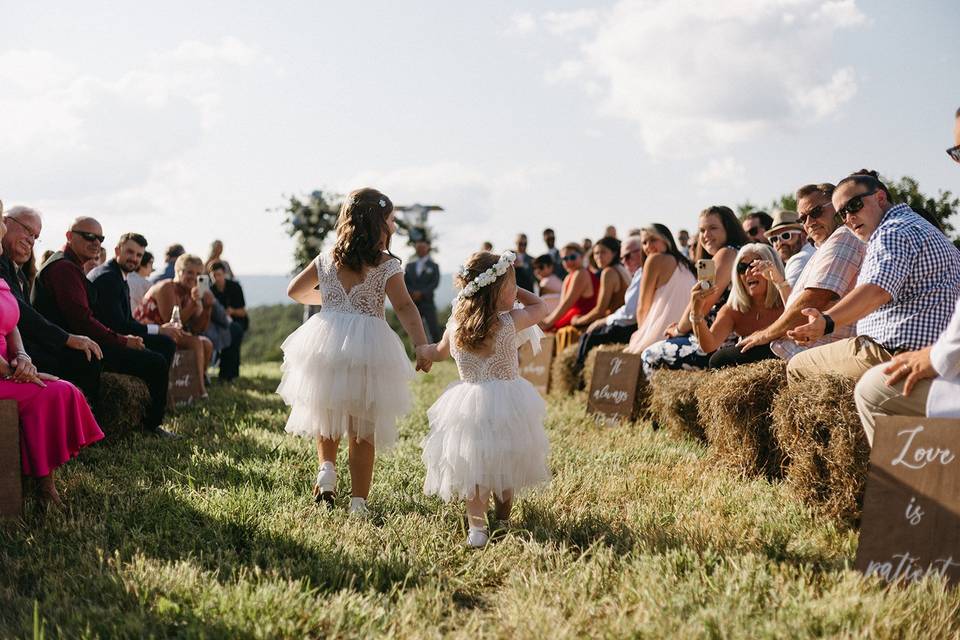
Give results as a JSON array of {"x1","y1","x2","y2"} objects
[
  {"x1": 605, "y1": 268, "x2": 643, "y2": 327},
  {"x1": 783, "y1": 242, "x2": 816, "y2": 287},
  {"x1": 926, "y1": 296, "x2": 960, "y2": 416}
]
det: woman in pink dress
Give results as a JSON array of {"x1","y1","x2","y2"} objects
[{"x1": 0, "y1": 217, "x2": 103, "y2": 506}]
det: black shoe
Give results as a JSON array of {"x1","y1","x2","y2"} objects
[{"x1": 148, "y1": 426, "x2": 182, "y2": 439}]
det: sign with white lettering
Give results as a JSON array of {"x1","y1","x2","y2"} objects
[
  {"x1": 855, "y1": 416, "x2": 960, "y2": 584},
  {"x1": 519, "y1": 336, "x2": 554, "y2": 397},
  {"x1": 167, "y1": 349, "x2": 204, "y2": 408},
  {"x1": 0, "y1": 400, "x2": 21, "y2": 518},
  {"x1": 586, "y1": 350, "x2": 642, "y2": 425}
]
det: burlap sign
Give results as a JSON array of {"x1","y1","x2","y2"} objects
[
  {"x1": 519, "y1": 336, "x2": 554, "y2": 396},
  {"x1": 586, "y1": 350, "x2": 642, "y2": 425},
  {"x1": 168, "y1": 349, "x2": 204, "y2": 408}
]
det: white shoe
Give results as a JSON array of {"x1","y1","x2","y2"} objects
[
  {"x1": 313, "y1": 462, "x2": 336, "y2": 508},
  {"x1": 348, "y1": 497, "x2": 370, "y2": 517},
  {"x1": 466, "y1": 527, "x2": 489, "y2": 548}
]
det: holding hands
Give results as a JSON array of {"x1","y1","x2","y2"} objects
[{"x1": 415, "y1": 344, "x2": 434, "y2": 373}]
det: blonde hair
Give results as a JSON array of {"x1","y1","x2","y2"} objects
[
  {"x1": 174, "y1": 253, "x2": 203, "y2": 274},
  {"x1": 453, "y1": 251, "x2": 514, "y2": 351},
  {"x1": 728, "y1": 243, "x2": 784, "y2": 313}
]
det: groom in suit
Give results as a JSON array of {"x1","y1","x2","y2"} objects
[{"x1": 404, "y1": 239, "x2": 441, "y2": 342}]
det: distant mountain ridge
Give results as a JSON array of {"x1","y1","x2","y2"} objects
[{"x1": 237, "y1": 273, "x2": 456, "y2": 309}]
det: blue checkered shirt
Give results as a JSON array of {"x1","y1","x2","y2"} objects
[{"x1": 856, "y1": 204, "x2": 960, "y2": 351}]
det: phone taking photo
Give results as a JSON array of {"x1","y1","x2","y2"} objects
[
  {"x1": 197, "y1": 274, "x2": 211, "y2": 296},
  {"x1": 695, "y1": 259, "x2": 716, "y2": 289}
]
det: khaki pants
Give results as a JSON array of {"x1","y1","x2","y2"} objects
[
  {"x1": 854, "y1": 364, "x2": 931, "y2": 447},
  {"x1": 786, "y1": 336, "x2": 893, "y2": 384}
]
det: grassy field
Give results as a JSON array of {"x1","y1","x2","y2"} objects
[{"x1": 2, "y1": 361, "x2": 960, "y2": 638}]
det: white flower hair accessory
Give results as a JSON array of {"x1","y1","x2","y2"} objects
[
  {"x1": 457, "y1": 250, "x2": 516, "y2": 299},
  {"x1": 378, "y1": 199, "x2": 386, "y2": 208}
]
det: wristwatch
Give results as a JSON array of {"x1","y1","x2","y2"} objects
[{"x1": 823, "y1": 313, "x2": 835, "y2": 335}]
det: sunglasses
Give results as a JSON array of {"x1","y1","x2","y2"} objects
[
  {"x1": 947, "y1": 145, "x2": 960, "y2": 163},
  {"x1": 837, "y1": 188, "x2": 878, "y2": 219},
  {"x1": 736, "y1": 262, "x2": 752, "y2": 275},
  {"x1": 7, "y1": 216, "x2": 40, "y2": 242},
  {"x1": 798, "y1": 204, "x2": 831, "y2": 225},
  {"x1": 562, "y1": 253, "x2": 581, "y2": 261},
  {"x1": 746, "y1": 226, "x2": 761, "y2": 236},
  {"x1": 769, "y1": 230, "x2": 801, "y2": 244},
  {"x1": 71, "y1": 229, "x2": 105, "y2": 243}
]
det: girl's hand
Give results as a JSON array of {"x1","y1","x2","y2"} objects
[
  {"x1": 750, "y1": 259, "x2": 784, "y2": 285},
  {"x1": 414, "y1": 345, "x2": 433, "y2": 373},
  {"x1": 664, "y1": 322, "x2": 680, "y2": 338}
]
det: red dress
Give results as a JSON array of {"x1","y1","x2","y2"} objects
[
  {"x1": 0, "y1": 280, "x2": 103, "y2": 476},
  {"x1": 552, "y1": 270, "x2": 600, "y2": 329}
]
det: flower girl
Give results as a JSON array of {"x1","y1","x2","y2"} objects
[
  {"x1": 419, "y1": 250, "x2": 551, "y2": 547},
  {"x1": 278, "y1": 188, "x2": 431, "y2": 515}
]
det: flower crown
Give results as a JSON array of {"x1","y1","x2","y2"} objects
[{"x1": 457, "y1": 250, "x2": 516, "y2": 299}]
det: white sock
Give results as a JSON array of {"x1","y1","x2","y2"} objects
[{"x1": 350, "y1": 497, "x2": 367, "y2": 509}]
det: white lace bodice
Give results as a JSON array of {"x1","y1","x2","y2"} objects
[
  {"x1": 450, "y1": 312, "x2": 520, "y2": 383},
  {"x1": 315, "y1": 251, "x2": 401, "y2": 319}
]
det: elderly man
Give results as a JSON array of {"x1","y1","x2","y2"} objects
[
  {"x1": 572, "y1": 234, "x2": 645, "y2": 372},
  {"x1": 0, "y1": 206, "x2": 104, "y2": 402},
  {"x1": 765, "y1": 209, "x2": 815, "y2": 287},
  {"x1": 738, "y1": 183, "x2": 865, "y2": 361},
  {"x1": 404, "y1": 238, "x2": 441, "y2": 342},
  {"x1": 786, "y1": 171, "x2": 960, "y2": 382},
  {"x1": 32, "y1": 217, "x2": 178, "y2": 437}
]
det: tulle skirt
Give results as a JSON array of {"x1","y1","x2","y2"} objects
[
  {"x1": 421, "y1": 377, "x2": 551, "y2": 501},
  {"x1": 277, "y1": 310, "x2": 414, "y2": 450}
]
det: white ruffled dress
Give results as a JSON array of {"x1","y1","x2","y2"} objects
[
  {"x1": 421, "y1": 311, "x2": 551, "y2": 501},
  {"x1": 277, "y1": 251, "x2": 413, "y2": 450}
]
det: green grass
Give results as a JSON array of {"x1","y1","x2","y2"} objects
[{"x1": 3, "y1": 361, "x2": 960, "y2": 638}]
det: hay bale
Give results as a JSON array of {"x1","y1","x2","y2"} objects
[
  {"x1": 582, "y1": 344, "x2": 651, "y2": 421},
  {"x1": 771, "y1": 374, "x2": 868, "y2": 524},
  {"x1": 550, "y1": 343, "x2": 581, "y2": 396},
  {"x1": 97, "y1": 372, "x2": 151, "y2": 436},
  {"x1": 648, "y1": 369, "x2": 710, "y2": 441},
  {"x1": 698, "y1": 359, "x2": 786, "y2": 478}
]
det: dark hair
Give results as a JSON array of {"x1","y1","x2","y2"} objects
[
  {"x1": 140, "y1": 251, "x2": 153, "y2": 268},
  {"x1": 209, "y1": 261, "x2": 226, "y2": 273},
  {"x1": 747, "y1": 211, "x2": 773, "y2": 230},
  {"x1": 533, "y1": 254, "x2": 555, "y2": 270},
  {"x1": 837, "y1": 169, "x2": 892, "y2": 203},
  {"x1": 165, "y1": 244, "x2": 185, "y2": 260},
  {"x1": 543, "y1": 228, "x2": 555, "y2": 235},
  {"x1": 118, "y1": 232, "x2": 148, "y2": 248},
  {"x1": 796, "y1": 183, "x2": 836, "y2": 201},
  {"x1": 645, "y1": 223, "x2": 695, "y2": 275},
  {"x1": 697, "y1": 205, "x2": 749, "y2": 260},
  {"x1": 595, "y1": 236, "x2": 622, "y2": 266},
  {"x1": 332, "y1": 187, "x2": 395, "y2": 272},
  {"x1": 955, "y1": 106, "x2": 960, "y2": 118}
]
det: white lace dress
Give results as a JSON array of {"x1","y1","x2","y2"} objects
[
  {"x1": 277, "y1": 251, "x2": 414, "y2": 450},
  {"x1": 421, "y1": 312, "x2": 551, "y2": 501}
]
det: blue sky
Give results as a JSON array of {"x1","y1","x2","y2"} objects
[{"x1": 2, "y1": 0, "x2": 958, "y2": 276}]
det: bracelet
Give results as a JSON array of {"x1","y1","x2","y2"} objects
[
  {"x1": 775, "y1": 280, "x2": 789, "y2": 288},
  {"x1": 823, "y1": 313, "x2": 835, "y2": 335},
  {"x1": 15, "y1": 351, "x2": 30, "y2": 361}
]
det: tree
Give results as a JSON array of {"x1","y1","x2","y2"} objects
[
  {"x1": 737, "y1": 193, "x2": 797, "y2": 221},
  {"x1": 279, "y1": 190, "x2": 342, "y2": 272},
  {"x1": 884, "y1": 175, "x2": 958, "y2": 239}
]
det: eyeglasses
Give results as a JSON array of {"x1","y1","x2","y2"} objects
[
  {"x1": 6, "y1": 216, "x2": 40, "y2": 242},
  {"x1": 798, "y1": 204, "x2": 831, "y2": 225},
  {"x1": 736, "y1": 262, "x2": 752, "y2": 274},
  {"x1": 837, "y1": 188, "x2": 878, "y2": 219},
  {"x1": 947, "y1": 145, "x2": 960, "y2": 163},
  {"x1": 769, "y1": 230, "x2": 801, "y2": 244},
  {"x1": 746, "y1": 226, "x2": 761, "y2": 236},
  {"x1": 71, "y1": 229, "x2": 105, "y2": 243},
  {"x1": 562, "y1": 253, "x2": 581, "y2": 261}
]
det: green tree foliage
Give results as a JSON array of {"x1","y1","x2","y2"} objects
[
  {"x1": 279, "y1": 190, "x2": 342, "y2": 272},
  {"x1": 883, "y1": 175, "x2": 959, "y2": 239}
]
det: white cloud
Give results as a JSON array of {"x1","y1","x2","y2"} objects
[
  {"x1": 697, "y1": 157, "x2": 747, "y2": 188},
  {"x1": 543, "y1": 9, "x2": 600, "y2": 35},
  {"x1": 503, "y1": 12, "x2": 537, "y2": 36},
  {"x1": 538, "y1": 0, "x2": 867, "y2": 156}
]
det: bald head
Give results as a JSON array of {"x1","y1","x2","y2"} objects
[{"x1": 66, "y1": 216, "x2": 104, "y2": 261}]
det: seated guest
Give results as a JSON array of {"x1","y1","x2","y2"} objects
[
  {"x1": 539, "y1": 242, "x2": 598, "y2": 331},
  {"x1": 151, "y1": 243, "x2": 184, "y2": 283},
  {"x1": 481, "y1": 241, "x2": 493, "y2": 251},
  {"x1": 737, "y1": 183, "x2": 865, "y2": 361},
  {"x1": 128, "y1": 250, "x2": 153, "y2": 312},
  {"x1": 39, "y1": 249, "x2": 54, "y2": 265},
  {"x1": 0, "y1": 215, "x2": 103, "y2": 507},
  {"x1": 138, "y1": 254, "x2": 215, "y2": 396},
  {"x1": 764, "y1": 209, "x2": 815, "y2": 290},
  {"x1": 571, "y1": 237, "x2": 631, "y2": 330},
  {"x1": 582, "y1": 238, "x2": 597, "y2": 272},
  {"x1": 787, "y1": 170, "x2": 960, "y2": 381},
  {"x1": 210, "y1": 261, "x2": 247, "y2": 382},
  {"x1": 697, "y1": 244, "x2": 786, "y2": 369},
  {"x1": 32, "y1": 217, "x2": 177, "y2": 438},
  {"x1": 624, "y1": 226, "x2": 697, "y2": 355},
  {"x1": 0, "y1": 206, "x2": 103, "y2": 402},
  {"x1": 677, "y1": 229, "x2": 691, "y2": 257},
  {"x1": 205, "y1": 239, "x2": 235, "y2": 280},
  {"x1": 574, "y1": 234, "x2": 646, "y2": 371},
  {"x1": 640, "y1": 206, "x2": 748, "y2": 376},
  {"x1": 533, "y1": 254, "x2": 563, "y2": 313},
  {"x1": 743, "y1": 210, "x2": 773, "y2": 244}
]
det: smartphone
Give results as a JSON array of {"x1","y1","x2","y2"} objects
[
  {"x1": 695, "y1": 259, "x2": 716, "y2": 289},
  {"x1": 197, "y1": 274, "x2": 210, "y2": 296}
]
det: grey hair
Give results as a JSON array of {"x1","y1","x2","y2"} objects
[
  {"x1": 728, "y1": 243, "x2": 784, "y2": 313},
  {"x1": 5, "y1": 205, "x2": 42, "y2": 220}
]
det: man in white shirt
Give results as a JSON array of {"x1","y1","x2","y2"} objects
[{"x1": 765, "y1": 209, "x2": 815, "y2": 287}]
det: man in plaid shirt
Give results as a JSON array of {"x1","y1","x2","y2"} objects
[
  {"x1": 787, "y1": 170, "x2": 960, "y2": 382},
  {"x1": 738, "y1": 182, "x2": 865, "y2": 360}
]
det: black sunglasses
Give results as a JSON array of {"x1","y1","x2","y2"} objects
[
  {"x1": 837, "y1": 188, "x2": 878, "y2": 219},
  {"x1": 71, "y1": 229, "x2": 105, "y2": 243},
  {"x1": 947, "y1": 145, "x2": 960, "y2": 163},
  {"x1": 562, "y1": 253, "x2": 581, "y2": 261},
  {"x1": 746, "y1": 226, "x2": 761, "y2": 236},
  {"x1": 736, "y1": 262, "x2": 751, "y2": 274},
  {"x1": 798, "y1": 204, "x2": 831, "y2": 225}
]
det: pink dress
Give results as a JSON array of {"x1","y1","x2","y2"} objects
[{"x1": 0, "y1": 280, "x2": 103, "y2": 477}]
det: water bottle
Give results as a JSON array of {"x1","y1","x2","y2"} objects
[{"x1": 171, "y1": 305, "x2": 182, "y2": 328}]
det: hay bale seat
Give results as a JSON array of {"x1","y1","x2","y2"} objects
[
  {"x1": 697, "y1": 359, "x2": 787, "y2": 479},
  {"x1": 550, "y1": 343, "x2": 581, "y2": 397},
  {"x1": 583, "y1": 344, "x2": 651, "y2": 421},
  {"x1": 648, "y1": 369, "x2": 711, "y2": 441},
  {"x1": 97, "y1": 372, "x2": 151, "y2": 436},
  {"x1": 770, "y1": 374, "x2": 868, "y2": 525}
]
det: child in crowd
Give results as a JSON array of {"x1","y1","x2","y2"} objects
[
  {"x1": 277, "y1": 188, "x2": 431, "y2": 515},
  {"x1": 419, "y1": 250, "x2": 551, "y2": 547},
  {"x1": 533, "y1": 254, "x2": 563, "y2": 313}
]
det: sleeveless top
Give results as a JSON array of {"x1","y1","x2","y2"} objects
[
  {"x1": 315, "y1": 251, "x2": 402, "y2": 320},
  {"x1": 450, "y1": 312, "x2": 519, "y2": 383},
  {"x1": 553, "y1": 270, "x2": 600, "y2": 329}
]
